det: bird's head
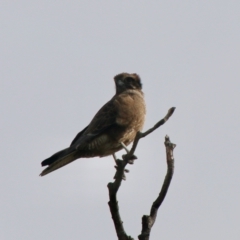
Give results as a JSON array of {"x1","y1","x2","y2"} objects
[{"x1": 114, "y1": 73, "x2": 142, "y2": 94}]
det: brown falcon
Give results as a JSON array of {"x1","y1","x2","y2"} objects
[{"x1": 40, "y1": 73, "x2": 146, "y2": 176}]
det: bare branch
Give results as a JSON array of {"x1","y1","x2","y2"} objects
[
  {"x1": 108, "y1": 159, "x2": 133, "y2": 240},
  {"x1": 128, "y1": 107, "x2": 175, "y2": 159},
  {"x1": 138, "y1": 135, "x2": 176, "y2": 240},
  {"x1": 107, "y1": 107, "x2": 175, "y2": 240}
]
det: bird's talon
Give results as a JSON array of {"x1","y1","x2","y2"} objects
[
  {"x1": 122, "y1": 154, "x2": 138, "y2": 164},
  {"x1": 131, "y1": 154, "x2": 138, "y2": 160}
]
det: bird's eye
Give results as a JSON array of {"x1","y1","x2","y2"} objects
[{"x1": 125, "y1": 77, "x2": 133, "y2": 83}]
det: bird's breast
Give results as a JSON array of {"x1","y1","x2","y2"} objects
[{"x1": 115, "y1": 90, "x2": 146, "y2": 131}]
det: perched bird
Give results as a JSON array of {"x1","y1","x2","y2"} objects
[{"x1": 40, "y1": 73, "x2": 146, "y2": 176}]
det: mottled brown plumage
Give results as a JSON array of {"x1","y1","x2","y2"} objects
[{"x1": 40, "y1": 73, "x2": 146, "y2": 176}]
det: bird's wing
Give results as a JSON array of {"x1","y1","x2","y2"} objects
[
  {"x1": 70, "y1": 125, "x2": 88, "y2": 146},
  {"x1": 70, "y1": 98, "x2": 117, "y2": 149}
]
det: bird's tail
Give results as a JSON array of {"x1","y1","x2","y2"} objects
[{"x1": 40, "y1": 148, "x2": 78, "y2": 176}]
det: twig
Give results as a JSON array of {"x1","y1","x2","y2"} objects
[
  {"x1": 128, "y1": 107, "x2": 175, "y2": 159},
  {"x1": 138, "y1": 135, "x2": 176, "y2": 240},
  {"x1": 107, "y1": 107, "x2": 175, "y2": 240}
]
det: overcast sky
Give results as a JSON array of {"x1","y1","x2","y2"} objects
[{"x1": 1, "y1": 1, "x2": 240, "y2": 239}]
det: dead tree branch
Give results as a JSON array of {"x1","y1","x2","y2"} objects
[
  {"x1": 107, "y1": 107, "x2": 176, "y2": 240},
  {"x1": 138, "y1": 135, "x2": 176, "y2": 240}
]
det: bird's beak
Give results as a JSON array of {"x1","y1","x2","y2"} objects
[{"x1": 115, "y1": 79, "x2": 124, "y2": 86}]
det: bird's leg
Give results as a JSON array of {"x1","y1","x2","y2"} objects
[
  {"x1": 112, "y1": 153, "x2": 118, "y2": 165},
  {"x1": 120, "y1": 142, "x2": 138, "y2": 164},
  {"x1": 120, "y1": 142, "x2": 130, "y2": 153}
]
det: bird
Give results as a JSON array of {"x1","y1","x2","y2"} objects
[{"x1": 40, "y1": 73, "x2": 146, "y2": 176}]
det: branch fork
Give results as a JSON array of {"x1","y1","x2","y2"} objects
[{"x1": 107, "y1": 107, "x2": 176, "y2": 240}]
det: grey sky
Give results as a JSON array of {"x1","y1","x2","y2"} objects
[{"x1": 1, "y1": 1, "x2": 240, "y2": 239}]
